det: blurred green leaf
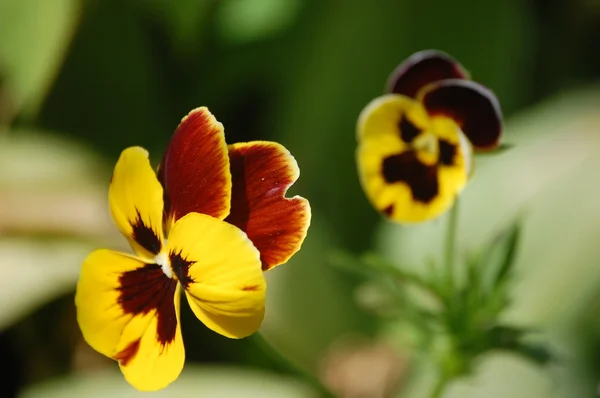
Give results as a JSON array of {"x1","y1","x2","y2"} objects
[
  {"x1": 0, "y1": 0, "x2": 80, "y2": 118},
  {"x1": 216, "y1": 0, "x2": 303, "y2": 44},
  {"x1": 491, "y1": 220, "x2": 521, "y2": 291},
  {"x1": 0, "y1": 130, "x2": 120, "y2": 330},
  {"x1": 20, "y1": 365, "x2": 315, "y2": 398},
  {"x1": 260, "y1": 216, "x2": 376, "y2": 373},
  {"x1": 134, "y1": 0, "x2": 213, "y2": 54},
  {"x1": 0, "y1": 238, "x2": 89, "y2": 330}
]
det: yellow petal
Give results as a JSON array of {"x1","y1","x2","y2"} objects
[
  {"x1": 166, "y1": 212, "x2": 266, "y2": 339},
  {"x1": 109, "y1": 146, "x2": 164, "y2": 260},
  {"x1": 117, "y1": 283, "x2": 185, "y2": 392},
  {"x1": 75, "y1": 249, "x2": 184, "y2": 391},
  {"x1": 356, "y1": 94, "x2": 470, "y2": 223}
]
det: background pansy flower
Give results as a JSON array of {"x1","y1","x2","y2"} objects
[
  {"x1": 356, "y1": 49, "x2": 503, "y2": 223},
  {"x1": 75, "y1": 108, "x2": 310, "y2": 392}
]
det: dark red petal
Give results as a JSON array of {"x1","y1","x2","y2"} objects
[
  {"x1": 158, "y1": 107, "x2": 231, "y2": 224},
  {"x1": 418, "y1": 79, "x2": 503, "y2": 150},
  {"x1": 386, "y1": 49, "x2": 469, "y2": 98},
  {"x1": 225, "y1": 142, "x2": 311, "y2": 271}
]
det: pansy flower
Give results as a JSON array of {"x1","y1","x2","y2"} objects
[
  {"x1": 75, "y1": 108, "x2": 310, "y2": 391},
  {"x1": 356, "y1": 50, "x2": 503, "y2": 223}
]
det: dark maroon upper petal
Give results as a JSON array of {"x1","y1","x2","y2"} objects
[
  {"x1": 386, "y1": 49, "x2": 469, "y2": 98},
  {"x1": 418, "y1": 79, "x2": 503, "y2": 150},
  {"x1": 158, "y1": 107, "x2": 232, "y2": 225}
]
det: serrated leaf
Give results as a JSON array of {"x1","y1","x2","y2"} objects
[
  {"x1": 327, "y1": 249, "x2": 375, "y2": 280},
  {"x1": 510, "y1": 342, "x2": 554, "y2": 366},
  {"x1": 493, "y1": 220, "x2": 522, "y2": 288},
  {"x1": 361, "y1": 252, "x2": 444, "y2": 302}
]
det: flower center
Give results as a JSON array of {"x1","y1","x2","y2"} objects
[
  {"x1": 411, "y1": 132, "x2": 439, "y2": 165},
  {"x1": 154, "y1": 251, "x2": 173, "y2": 279}
]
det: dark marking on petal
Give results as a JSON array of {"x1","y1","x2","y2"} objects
[
  {"x1": 386, "y1": 50, "x2": 469, "y2": 98},
  {"x1": 438, "y1": 140, "x2": 456, "y2": 166},
  {"x1": 169, "y1": 251, "x2": 195, "y2": 288},
  {"x1": 118, "y1": 265, "x2": 178, "y2": 345},
  {"x1": 113, "y1": 339, "x2": 141, "y2": 366},
  {"x1": 130, "y1": 209, "x2": 162, "y2": 255},
  {"x1": 383, "y1": 204, "x2": 394, "y2": 217},
  {"x1": 382, "y1": 152, "x2": 438, "y2": 203},
  {"x1": 398, "y1": 114, "x2": 420, "y2": 143},
  {"x1": 242, "y1": 285, "x2": 260, "y2": 291},
  {"x1": 420, "y1": 79, "x2": 502, "y2": 150}
]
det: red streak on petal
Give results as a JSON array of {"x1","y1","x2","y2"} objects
[{"x1": 113, "y1": 339, "x2": 141, "y2": 366}]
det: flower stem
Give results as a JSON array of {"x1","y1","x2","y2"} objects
[
  {"x1": 430, "y1": 374, "x2": 449, "y2": 398},
  {"x1": 250, "y1": 332, "x2": 335, "y2": 398},
  {"x1": 444, "y1": 200, "x2": 460, "y2": 295}
]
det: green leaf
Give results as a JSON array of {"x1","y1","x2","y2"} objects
[
  {"x1": 493, "y1": 220, "x2": 522, "y2": 289},
  {"x1": 0, "y1": 0, "x2": 80, "y2": 118},
  {"x1": 361, "y1": 252, "x2": 444, "y2": 302},
  {"x1": 216, "y1": 0, "x2": 303, "y2": 44},
  {"x1": 133, "y1": 0, "x2": 213, "y2": 54},
  {"x1": 510, "y1": 342, "x2": 554, "y2": 366},
  {"x1": 0, "y1": 130, "x2": 121, "y2": 330},
  {"x1": 327, "y1": 249, "x2": 374, "y2": 280}
]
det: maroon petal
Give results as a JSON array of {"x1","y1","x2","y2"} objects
[
  {"x1": 158, "y1": 107, "x2": 232, "y2": 225},
  {"x1": 225, "y1": 142, "x2": 311, "y2": 271},
  {"x1": 386, "y1": 49, "x2": 469, "y2": 98},
  {"x1": 418, "y1": 79, "x2": 503, "y2": 150}
]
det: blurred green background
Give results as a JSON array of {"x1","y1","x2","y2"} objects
[{"x1": 1, "y1": 0, "x2": 600, "y2": 397}]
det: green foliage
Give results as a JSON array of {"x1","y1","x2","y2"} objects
[
  {"x1": 0, "y1": 0, "x2": 79, "y2": 119},
  {"x1": 334, "y1": 217, "x2": 553, "y2": 395}
]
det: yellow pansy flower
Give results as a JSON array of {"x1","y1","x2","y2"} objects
[
  {"x1": 75, "y1": 107, "x2": 311, "y2": 391},
  {"x1": 357, "y1": 50, "x2": 503, "y2": 223}
]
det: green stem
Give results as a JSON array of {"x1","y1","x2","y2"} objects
[
  {"x1": 250, "y1": 332, "x2": 335, "y2": 398},
  {"x1": 430, "y1": 375, "x2": 449, "y2": 398},
  {"x1": 444, "y1": 200, "x2": 460, "y2": 295}
]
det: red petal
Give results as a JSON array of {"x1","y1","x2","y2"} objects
[
  {"x1": 159, "y1": 107, "x2": 232, "y2": 224},
  {"x1": 386, "y1": 50, "x2": 469, "y2": 98},
  {"x1": 418, "y1": 79, "x2": 503, "y2": 150},
  {"x1": 225, "y1": 142, "x2": 311, "y2": 271}
]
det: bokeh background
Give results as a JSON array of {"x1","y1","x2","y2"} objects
[{"x1": 1, "y1": 0, "x2": 600, "y2": 397}]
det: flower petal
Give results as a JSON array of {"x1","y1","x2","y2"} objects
[
  {"x1": 225, "y1": 142, "x2": 311, "y2": 271},
  {"x1": 386, "y1": 49, "x2": 469, "y2": 98},
  {"x1": 75, "y1": 249, "x2": 184, "y2": 391},
  {"x1": 109, "y1": 147, "x2": 164, "y2": 260},
  {"x1": 165, "y1": 212, "x2": 266, "y2": 339},
  {"x1": 418, "y1": 79, "x2": 503, "y2": 150},
  {"x1": 356, "y1": 94, "x2": 471, "y2": 223},
  {"x1": 158, "y1": 107, "x2": 232, "y2": 226}
]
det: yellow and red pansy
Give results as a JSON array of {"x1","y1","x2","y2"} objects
[
  {"x1": 357, "y1": 50, "x2": 503, "y2": 223},
  {"x1": 75, "y1": 108, "x2": 310, "y2": 391}
]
